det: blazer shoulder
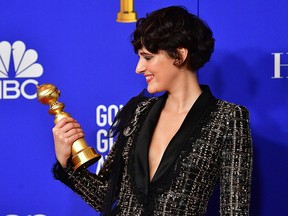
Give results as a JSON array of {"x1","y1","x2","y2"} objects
[{"x1": 217, "y1": 99, "x2": 250, "y2": 119}]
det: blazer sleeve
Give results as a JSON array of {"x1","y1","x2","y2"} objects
[
  {"x1": 220, "y1": 105, "x2": 253, "y2": 215},
  {"x1": 52, "y1": 137, "x2": 120, "y2": 212}
]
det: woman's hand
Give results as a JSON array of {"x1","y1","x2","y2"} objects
[{"x1": 52, "y1": 117, "x2": 84, "y2": 168}]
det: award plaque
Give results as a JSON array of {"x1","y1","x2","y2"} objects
[{"x1": 37, "y1": 83, "x2": 101, "y2": 170}]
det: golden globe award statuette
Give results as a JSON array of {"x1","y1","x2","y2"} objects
[{"x1": 37, "y1": 83, "x2": 101, "y2": 170}]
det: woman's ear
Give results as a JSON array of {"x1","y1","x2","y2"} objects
[
  {"x1": 178, "y1": 47, "x2": 188, "y2": 63},
  {"x1": 174, "y1": 48, "x2": 188, "y2": 66}
]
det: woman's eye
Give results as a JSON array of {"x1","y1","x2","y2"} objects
[{"x1": 144, "y1": 56, "x2": 152, "y2": 60}]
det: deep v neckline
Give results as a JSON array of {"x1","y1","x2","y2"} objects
[{"x1": 134, "y1": 85, "x2": 217, "y2": 196}]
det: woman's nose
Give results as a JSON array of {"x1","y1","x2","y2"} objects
[{"x1": 135, "y1": 59, "x2": 146, "y2": 74}]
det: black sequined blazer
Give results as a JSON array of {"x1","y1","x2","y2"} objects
[{"x1": 53, "y1": 85, "x2": 253, "y2": 216}]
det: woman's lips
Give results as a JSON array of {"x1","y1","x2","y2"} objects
[{"x1": 145, "y1": 74, "x2": 154, "y2": 83}]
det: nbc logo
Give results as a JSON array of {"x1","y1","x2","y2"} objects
[{"x1": 0, "y1": 40, "x2": 43, "y2": 99}]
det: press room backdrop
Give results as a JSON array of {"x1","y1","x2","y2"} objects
[{"x1": 0, "y1": 0, "x2": 287, "y2": 215}]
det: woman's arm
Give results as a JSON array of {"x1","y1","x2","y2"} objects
[
  {"x1": 220, "y1": 105, "x2": 253, "y2": 215},
  {"x1": 52, "y1": 137, "x2": 119, "y2": 211},
  {"x1": 51, "y1": 116, "x2": 122, "y2": 211}
]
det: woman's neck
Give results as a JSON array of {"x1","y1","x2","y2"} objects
[{"x1": 165, "y1": 72, "x2": 202, "y2": 114}]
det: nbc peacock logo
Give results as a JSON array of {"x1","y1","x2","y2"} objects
[{"x1": 0, "y1": 40, "x2": 43, "y2": 99}]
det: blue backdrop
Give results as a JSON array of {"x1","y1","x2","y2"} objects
[{"x1": 0, "y1": 0, "x2": 287, "y2": 215}]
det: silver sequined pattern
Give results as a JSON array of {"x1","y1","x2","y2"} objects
[{"x1": 54, "y1": 98, "x2": 253, "y2": 216}]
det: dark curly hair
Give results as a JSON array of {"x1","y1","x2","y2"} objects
[{"x1": 131, "y1": 6, "x2": 215, "y2": 71}]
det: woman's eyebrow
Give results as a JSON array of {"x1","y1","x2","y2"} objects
[{"x1": 138, "y1": 51, "x2": 151, "y2": 56}]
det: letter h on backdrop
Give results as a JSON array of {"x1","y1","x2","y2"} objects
[{"x1": 272, "y1": 52, "x2": 288, "y2": 78}]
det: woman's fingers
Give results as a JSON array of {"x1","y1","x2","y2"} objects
[
  {"x1": 52, "y1": 117, "x2": 85, "y2": 167},
  {"x1": 64, "y1": 127, "x2": 83, "y2": 139},
  {"x1": 53, "y1": 118, "x2": 84, "y2": 141},
  {"x1": 54, "y1": 117, "x2": 76, "y2": 129}
]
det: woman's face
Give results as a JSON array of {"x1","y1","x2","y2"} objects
[{"x1": 136, "y1": 47, "x2": 180, "y2": 94}]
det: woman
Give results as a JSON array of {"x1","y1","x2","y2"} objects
[{"x1": 52, "y1": 6, "x2": 253, "y2": 216}]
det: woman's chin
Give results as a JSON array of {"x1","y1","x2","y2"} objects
[{"x1": 147, "y1": 87, "x2": 157, "y2": 94}]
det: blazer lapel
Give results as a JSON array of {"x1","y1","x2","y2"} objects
[
  {"x1": 135, "y1": 93, "x2": 167, "y2": 196},
  {"x1": 135, "y1": 85, "x2": 217, "y2": 195}
]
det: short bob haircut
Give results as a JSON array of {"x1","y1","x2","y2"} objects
[{"x1": 131, "y1": 6, "x2": 215, "y2": 71}]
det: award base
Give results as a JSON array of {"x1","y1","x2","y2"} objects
[
  {"x1": 72, "y1": 147, "x2": 101, "y2": 170},
  {"x1": 116, "y1": 0, "x2": 137, "y2": 23}
]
